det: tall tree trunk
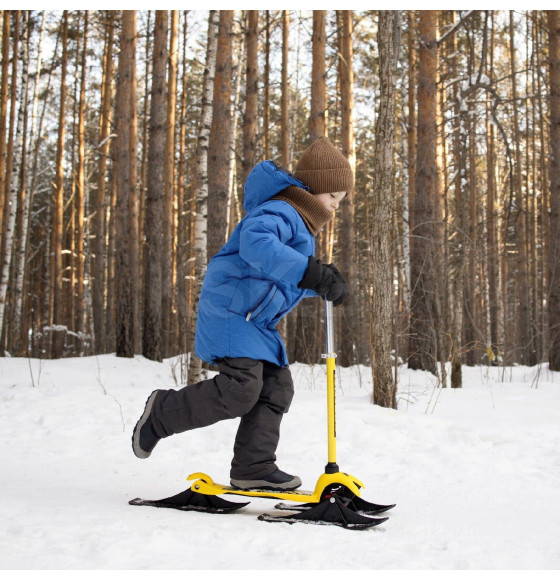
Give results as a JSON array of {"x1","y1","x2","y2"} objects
[
  {"x1": 143, "y1": 10, "x2": 168, "y2": 362},
  {"x1": 0, "y1": 11, "x2": 10, "y2": 247},
  {"x1": 400, "y1": 11, "x2": 416, "y2": 361},
  {"x1": 188, "y1": 9, "x2": 219, "y2": 383},
  {"x1": 12, "y1": 11, "x2": 31, "y2": 355},
  {"x1": 408, "y1": 10, "x2": 439, "y2": 374},
  {"x1": 49, "y1": 11, "x2": 68, "y2": 358},
  {"x1": 548, "y1": 10, "x2": 560, "y2": 370},
  {"x1": 75, "y1": 11, "x2": 88, "y2": 343},
  {"x1": 450, "y1": 79, "x2": 469, "y2": 388},
  {"x1": 486, "y1": 13, "x2": 501, "y2": 360},
  {"x1": 0, "y1": 11, "x2": 26, "y2": 351},
  {"x1": 176, "y1": 11, "x2": 189, "y2": 365},
  {"x1": 114, "y1": 10, "x2": 138, "y2": 358},
  {"x1": 227, "y1": 29, "x2": 243, "y2": 238},
  {"x1": 92, "y1": 11, "x2": 114, "y2": 354},
  {"x1": 337, "y1": 10, "x2": 357, "y2": 367},
  {"x1": 242, "y1": 10, "x2": 258, "y2": 183},
  {"x1": 510, "y1": 12, "x2": 532, "y2": 365},
  {"x1": 370, "y1": 10, "x2": 398, "y2": 408},
  {"x1": 291, "y1": 10, "x2": 327, "y2": 366},
  {"x1": 262, "y1": 11, "x2": 271, "y2": 160},
  {"x1": 162, "y1": 10, "x2": 177, "y2": 357},
  {"x1": 310, "y1": 10, "x2": 327, "y2": 141},
  {"x1": 129, "y1": 12, "x2": 140, "y2": 355},
  {"x1": 138, "y1": 9, "x2": 152, "y2": 351},
  {"x1": 207, "y1": 10, "x2": 233, "y2": 260},
  {"x1": 281, "y1": 10, "x2": 290, "y2": 170},
  {"x1": 0, "y1": 10, "x2": 19, "y2": 351}
]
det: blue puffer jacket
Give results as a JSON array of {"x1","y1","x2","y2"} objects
[{"x1": 195, "y1": 161, "x2": 317, "y2": 368}]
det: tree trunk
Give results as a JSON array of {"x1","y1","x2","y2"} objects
[
  {"x1": 227, "y1": 29, "x2": 243, "y2": 238},
  {"x1": 162, "y1": 10, "x2": 177, "y2": 357},
  {"x1": 242, "y1": 10, "x2": 258, "y2": 183},
  {"x1": 49, "y1": 11, "x2": 68, "y2": 358},
  {"x1": 370, "y1": 10, "x2": 398, "y2": 408},
  {"x1": 337, "y1": 10, "x2": 358, "y2": 367},
  {"x1": 548, "y1": 10, "x2": 560, "y2": 370},
  {"x1": 400, "y1": 11, "x2": 416, "y2": 361},
  {"x1": 114, "y1": 10, "x2": 138, "y2": 358},
  {"x1": 263, "y1": 11, "x2": 271, "y2": 160},
  {"x1": 12, "y1": 11, "x2": 31, "y2": 355},
  {"x1": 486, "y1": 13, "x2": 501, "y2": 361},
  {"x1": 74, "y1": 11, "x2": 88, "y2": 344},
  {"x1": 188, "y1": 9, "x2": 219, "y2": 383},
  {"x1": 207, "y1": 10, "x2": 233, "y2": 260},
  {"x1": 92, "y1": 11, "x2": 114, "y2": 354},
  {"x1": 0, "y1": 12, "x2": 26, "y2": 351},
  {"x1": 143, "y1": 10, "x2": 168, "y2": 362},
  {"x1": 310, "y1": 10, "x2": 326, "y2": 141},
  {"x1": 281, "y1": 10, "x2": 290, "y2": 170},
  {"x1": 176, "y1": 11, "x2": 189, "y2": 365},
  {"x1": 0, "y1": 11, "x2": 10, "y2": 247},
  {"x1": 408, "y1": 10, "x2": 439, "y2": 374},
  {"x1": 510, "y1": 12, "x2": 533, "y2": 365}
]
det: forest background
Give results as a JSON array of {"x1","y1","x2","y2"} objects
[{"x1": 0, "y1": 10, "x2": 559, "y2": 409}]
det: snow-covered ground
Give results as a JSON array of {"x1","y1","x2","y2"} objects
[{"x1": 1, "y1": 354, "x2": 559, "y2": 569}]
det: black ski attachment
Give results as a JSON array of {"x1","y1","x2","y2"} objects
[
  {"x1": 273, "y1": 483, "x2": 395, "y2": 516},
  {"x1": 129, "y1": 487, "x2": 249, "y2": 514},
  {"x1": 258, "y1": 496, "x2": 388, "y2": 529}
]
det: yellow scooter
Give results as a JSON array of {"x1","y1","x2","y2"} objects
[{"x1": 130, "y1": 300, "x2": 395, "y2": 529}]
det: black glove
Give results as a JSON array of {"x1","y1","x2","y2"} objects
[{"x1": 298, "y1": 257, "x2": 349, "y2": 307}]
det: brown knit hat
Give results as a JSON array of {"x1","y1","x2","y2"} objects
[{"x1": 293, "y1": 136, "x2": 354, "y2": 196}]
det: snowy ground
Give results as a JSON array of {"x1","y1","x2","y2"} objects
[{"x1": 1, "y1": 353, "x2": 559, "y2": 570}]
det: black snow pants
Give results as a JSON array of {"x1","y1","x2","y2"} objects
[{"x1": 149, "y1": 357, "x2": 295, "y2": 480}]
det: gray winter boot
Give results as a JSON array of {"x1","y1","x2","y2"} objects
[{"x1": 132, "y1": 390, "x2": 162, "y2": 459}]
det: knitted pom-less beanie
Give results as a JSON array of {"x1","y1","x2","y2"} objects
[{"x1": 293, "y1": 136, "x2": 354, "y2": 195}]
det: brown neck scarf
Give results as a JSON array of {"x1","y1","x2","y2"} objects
[{"x1": 272, "y1": 185, "x2": 333, "y2": 236}]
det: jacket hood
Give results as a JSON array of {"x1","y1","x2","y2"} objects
[{"x1": 243, "y1": 160, "x2": 309, "y2": 212}]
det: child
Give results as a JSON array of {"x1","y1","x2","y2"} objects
[{"x1": 132, "y1": 136, "x2": 353, "y2": 491}]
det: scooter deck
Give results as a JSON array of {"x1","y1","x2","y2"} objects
[{"x1": 186, "y1": 471, "x2": 364, "y2": 504}]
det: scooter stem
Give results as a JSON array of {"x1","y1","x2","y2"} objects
[{"x1": 323, "y1": 299, "x2": 339, "y2": 474}]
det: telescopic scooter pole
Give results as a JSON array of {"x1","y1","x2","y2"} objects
[{"x1": 323, "y1": 299, "x2": 339, "y2": 475}]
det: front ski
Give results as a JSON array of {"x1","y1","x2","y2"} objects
[
  {"x1": 273, "y1": 483, "x2": 395, "y2": 516},
  {"x1": 129, "y1": 487, "x2": 249, "y2": 514},
  {"x1": 258, "y1": 496, "x2": 389, "y2": 529}
]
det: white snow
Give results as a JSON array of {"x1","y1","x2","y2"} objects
[{"x1": 1, "y1": 354, "x2": 559, "y2": 570}]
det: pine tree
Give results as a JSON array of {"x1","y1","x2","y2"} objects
[{"x1": 143, "y1": 10, "x2": 168, "y2": 362}]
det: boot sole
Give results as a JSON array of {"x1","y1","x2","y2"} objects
[
  {"x1": 230, "y1": 475, "x2": 302, "y2": 491},
  {"x1": 132, "y1": 390, "x2": 160, "y2": 459}
]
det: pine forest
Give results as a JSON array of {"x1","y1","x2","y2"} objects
[{"x1": 1, "y1": 10, "x2": 559, "y2": 409}]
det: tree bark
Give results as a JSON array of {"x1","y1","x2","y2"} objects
[
  {"x1": 49, "y1": 11, "x2": 68, "y2": 358},
  {"x1": 281, "y1": 11, "x2": 290, "y2": 170},
  {"x1": 188, "y1": 9, "x2": 219, "y2": 383},
  {"x1": 0, "y1": 12, "x2": 27, "y2": 352},
  {"x1": 92, "y1": 11, "x2": 114, "y2": 354},
  {"x1": 242, "y1": 10, "x2": 258, "y2": 183},
  {"x1": 370, "y1": 10, "x2": 398, "y2": 408},
  {"x1": 337, "y1": 10, "x2": 358, "y2": 367},
  {"x1": 176, "y1": 11, "x2": 189, "y2": 365},
  {"x1": 143, "y1": 10, "x2": 168, "y2": 361},
  {"x1": 548, "y1": 10, "x2": 560, "y2": 370},
  {"x1": 510, "y1": 12, "x2": 533, "y2": 365},
  {"x1": 162, "y1": 10, "x2": 177, "y2": 357},
  {"x1": 114, "y1": 10, "x2": 138, "y2": 358},
  {"x1": 408, "y1": 10, "x2": 439, "y2": 374},
  {"x1": 207, "y1": 10, "x2": 233, "y2": 260},
  {"x1": 262, "y1": 11, "x2": 271, "y2": 159},
  {"x1": 310, "y1": 10, "x2": 327, "y2": 141},
  {"x1": 75, "y1": 11, "x2": 88, "y2": 342},
  {"x1": 0, "y1": 11, "x2": 10, "y2": 247}
]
